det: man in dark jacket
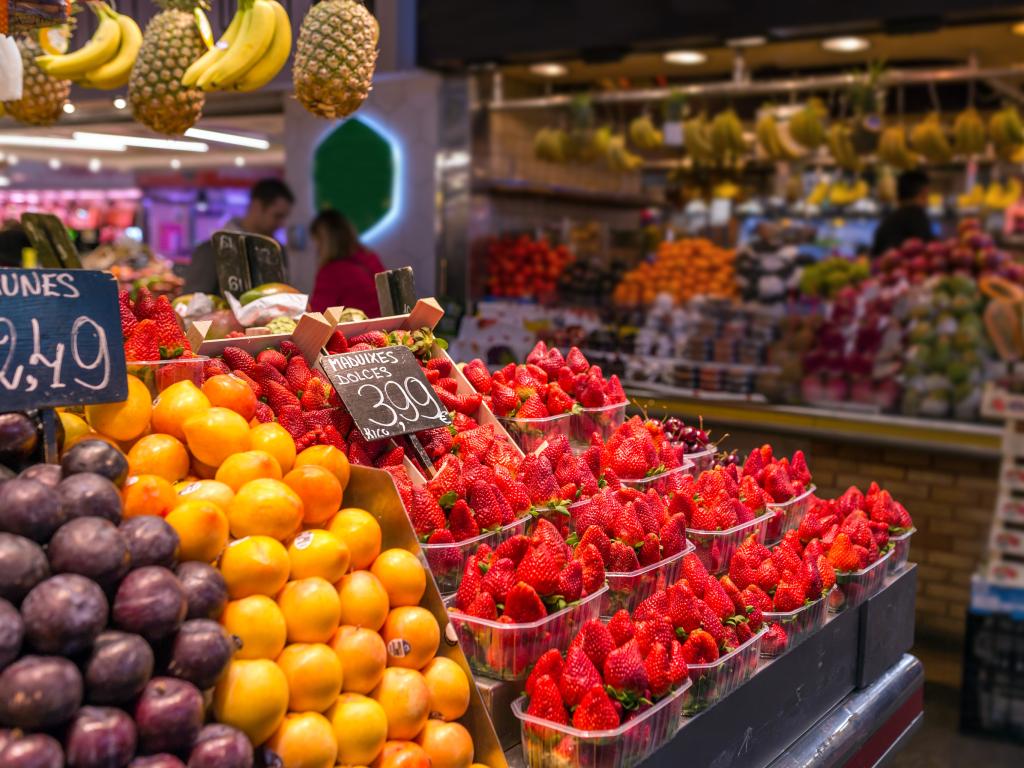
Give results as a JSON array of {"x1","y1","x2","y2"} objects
[{"x1": 872, "y1": 170, "x2": 934, "y2": 255}]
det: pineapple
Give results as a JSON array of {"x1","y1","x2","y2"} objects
[
  {"x1": 128, "y1": 0, "x2": 206, "y2": 135},
  {"x1": 293, "y1": 0, "x2": 379, "y2": 119},
  {"x1": 3, "y1": 37, "x2": 70, "y2": 126}
]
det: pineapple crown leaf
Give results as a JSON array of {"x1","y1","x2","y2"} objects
[{"x1": 153, "y1": 0, "x2": 208, "y2": 13}]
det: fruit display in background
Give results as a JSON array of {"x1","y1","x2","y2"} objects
[
  {"x1": 293, "y1": 0, "x2": 379, "y2": 119},
  {"x1": 484, "y1": 234, "x2": 574, "y2": 299},
  {"x1": 798, "y1": 257, "x2": 870, "y2": 299},
  {"x1": 128, "y1": 0, "x2": 206, "y2": 135},
  {"x1": 35, "y1": 2, "x2": 142, "y2": 90},
  {"x1": 613, "y1": 238, "x2": 736, "y2": 307},
  {"x1": 874, "y1": 221, "x2": 1024, "y2": 285},
  {"x1": 3, "y1": 36, "x2": 70, "y2": 126}
]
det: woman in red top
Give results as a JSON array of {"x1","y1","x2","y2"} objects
[{"x1": 308, "y1": 209, "x2": 385, "y2": 316}]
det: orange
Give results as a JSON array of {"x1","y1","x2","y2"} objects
[
  {"x1": 277, "y1": 577, "x2": 341, "y2": 644},
  {"x1": 373, "y1": 741, "x2": 431, "y2": 768},
  {"x1": 381, "y1": 607, "x2": 439, "y2": 671},
  {"x1": 327, "y1": 693, "x2": 388, "y2": 766},
  {"x1": 121, "y1": 474, "x2": 177, "y2": 518},
  {"x1": 213, "y1": 658, "x2": 289, "y2": 746},
  {"x1": 330, "y1": 625, "x2": 387, "y2": 694},
  {"x1": 228, "y1": 478, "x2": 304, "y2": 541},
  {"x1": 416, "y1": 721, "x2": 473, "y2": 768},
  {"x1": 220, "y1": 535, "x2": 290, "y2": 598},
  {"x1": 250, "y1": 422, "x2": 297, "y2": 473},
  {"x1": 284, "y1": 464, "x2": 343, "y2": 525},
  {"x1": 202, "y1": 373, "x2": 258, "y2": 421},
  {"x1": 152, "y1": 380, "x2": 211, "y2": 441},
  {"x1": 182, "y1": 406, "x2": 251, "y2": 467},
  {"x1": 336, "y1": 570, "x2": 389, "y2": 631},
  {"x1": 165, "y1": 499, "x2": 229, "y2": 562},
  {"x1": 371, "y1": 549, "x2": 426, "y2": 608},
  {"x1": 276, "y1": 642, "x2": 343, "y2": 712},
  {"x1": 421, "y1": 657, "x2": 470, "y2": 721},
  {"x1": 371, "y1": 667, "x2": 430, "y2": 740},
  {"x1": 221, "y1": 594, "x2": 287, "y2": 659},
  {"x1": 85, "y1": 375, "x2": 152, "y2": 442},
  {"x1": 127, "y1": 433, "x2": 190, "y2": 483},
  {"x1": 216, "y1": 450, "x2": 283, "y2": 492},
  {"x1": 175, "y1": 478, "x2": 234, "y2": 510},
  {"x1": 328, "y1": 509, "x2": 382, "y2": 571},
  {"x1": 288, "y1": 529, "x2": 350, "y2": 582},
  {"x1": 266, "y1": 711, "x2": 337, "y2": 768},
  {"x1": 295, "y1": 445, "x2": 350, "y2": 491}
]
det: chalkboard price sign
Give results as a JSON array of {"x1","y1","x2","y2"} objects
[
  {"x1": 319, "y1": 346, "x2": 452, "y2": 441},
  {"x1": 0, "y1": 269, "x2": 127, "y2": 410}
]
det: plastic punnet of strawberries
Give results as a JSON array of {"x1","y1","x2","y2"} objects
[
  {"x1": 120, "y1": 287, "x2": 195, "y2": 362},
  {"x1": 597, "y1": 416, "x2": 691, "y2": 491},
  {"x1": 742, "y1": 445, "x2": 814, "y2": 505}
]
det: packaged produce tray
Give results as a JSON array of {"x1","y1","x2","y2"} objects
[
  {"x1": 760, "y1": 589, "x2": 832, "y2": 657},
  {"x1": 684, "y1": 444, "x2": 717, "y2": 474},
  {"x1": 128, "y1": 357, "x2": 209, "y2": 398},
  {"x1": 764, "y1": 485, "x2": 816, "y2": 544},
  {"x1": 682, "y1": 626, "x2": 767, "y2": 716},
  {"x1": 617, "y1": 460, "x2": 694, "y2": 496},
  {"x1": 447, "y1": 586, "x2": 607, "y2": 681},
  {"x1": 423, "y1": 514, "x2": 532, "y2": 596},
  {"x1": 601, "y1": 542, "x2": 694, "y2": 617},
  {"x1": 829, "y1": 549, "x2": 893, "y2": 612},
  {"x1": 686, "y1": 511, "x2": 772, "y2": 574},
  {"x1": 189, "y1": 311, "x2": 333, "y2": 365},
  {"x1": 887, "y1": 528, "x2": 915, "y2": 575},
  {"x1": 569, "y1": 401, "x2": 627, "y2": 453},
  {"x1": 497, "y1": 412, "x2": 572, "y2": 456},
  {"x1": 512, "y1": 678, "x2": 691, "y2": 768}
]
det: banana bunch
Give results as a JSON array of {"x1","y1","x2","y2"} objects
[
  {"x1": 806, "y1": 181, "x2": 829, "y2": 207},
  {"x1": 909, "y1": 113, "x2": 952, "y2": 164},
  {"x1": 35, "y1": 3, "x2": 141, "y2": 89},
  {"x1": 989, "y1": 107, "x2": 1024, "y2": 160},
  {"x1": 712, "y1": 180, "x2": 740, "y2": 199},
  {"x1": 683, "y1": 115, "x2": 715, "y2": 165},
  {"x1": 983, "y1": 179, "x2": 1022, "y2": 210},
  {"x1": 628, "y1": 114, "x2": 663, "y2": 150},
  {"x1": 789, "y1": 98, "x2": 827, "y2": 150},
  {"x1": 605, "y1": 133, "x2": 643, "y2": 172},
  {"x1": 533, "y1": 127, "x2": 567, "y2": 163},
  {"x1": 957, "y1": 184, "x2": 985, "y2": 210},
  {"x1": 828, "y1": 179, "x2": 869, "y2": 206},
  {"x1": 182, "y1": 0, "x2": 291, "y2": 92},
  {"x1": 952, "y1": 107, "x2": 986, "y2": 156},
  {"x1": 825, "y1": 122, "x2": 860, "y2": 171},
  {"x1": 709, "y1": 109, "x2": 746, "y2": 163},
  {"x1": 877, "y1": 125, "x2": 918, "y2": 169},
  {"x1": 755, "y1": 111, "x2": 801, "y2": 161}
]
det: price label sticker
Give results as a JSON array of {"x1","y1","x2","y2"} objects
[
  {"x1": 319, "y1": 346, "x2": 452, "y2": 441},
  {"x1": 0, "y1": 269, "x2": 127, "y2": 409}
]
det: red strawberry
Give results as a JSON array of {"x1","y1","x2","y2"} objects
[
  {"x1": 762, "y1": 464, "x2": 795, "y2": 503},
  {"x1": 682, "y1": 554, "x2": 710, "y2": 597},
  {"x1": 454, "y1": 553, "x2": 484, "y2": 611},
  {"x1": 827, "y1": 533, "x2": 861, "y2": 572},
  {"x1": 635, "y1": 617, "x2": 675, "y2": 656},
  {"x1": 423, "y1": 530, "x2": 461, "y2": 575},
  {"x1": 578, "y1": 525, "x2": 612, "y2": 564},
  {"x1": 134, "y1": 286, "x2": 157, "y2": 319},
  {"x1": 741, "y1": 585, "x2": 773, "y2": 614},
  {"x1": 609, "y1": 504, "x2": 644, "y2": 547},
  {"x1": 568, "y1": 619, "x2": 616, "y2": 671},
  {"x1": 689, "y1": 501, "x2": 719, "y2": 531},
  {"x1": 253, "y1": 402, "x2": 275, "y2": 423},
  {"x1": 607, "y1": 610, "x2": 635, "y2": 646},
  {"x1": 480, "y1": 557, "x2": 517, "y2": 603},
  {"x1": 609, "y1": 436, "x2": 655, "y2": 480},
  {"x1": 790, "y1": 450, "x2": 812, "y2": 484},
  {"x1": 526, "y1": 649, "x2": 564, "y2": 697},
  {"x1": 494, "y1": 534, "x2": 530, "y2": 565},
  {"x1": 526, "y1": 341, "x2": 548, "y2": 365},
  {"x1": 203, "y1": 358, "x2": 231, "y2": 379},
  {"x1": 546, "y1": 383, "x2": 576, "y2": 415},
  {"x1": 771, "y1": 543, "x2": 802, "y2": 575},
  {"x1": 608, "y1": 540, "x2": 640, "y2": 572},
  {"x1": 698, "y1": 603, "x2": 728, "y2": 649},
  {"x1": 448, "y1": 499, "x2": 480, "y2": 541},
  {"x1": 325, "y1": 330, "x2": 348, "y2": 354},
  {"x1": 818, "y1": 555, "x2": 836, "y2": 591},
  {"x1": 118, "y1": 290, "x2": 137, "y2": 338},
  {"x1": 764, "y1": 623, "x2": 788, "y2": 653},
  {"x1": 124, "y1": 321, "x2": 160, "y2": 361},
  {"x1": 409, "y1": 488, "x2": 446, "y2": 537},
  {"x1": 467, "y1": 480, "x2": 508, "y2": 530},
  {"x1": 375, "y1": 445, "x2": 403, "y2": 467},
  {"x1": 463, "y1": 590, "x2": 496, "y2": 620},
  {"x1": 286, "y1": 357, "x2": 313, "y2": 392},
  {"x1": 703, "y1": 577, "x2": 736, "y2": 620},
  {"x1": 559, "y1": 646, "x2": 602, "y2": 707},
  {"x1": 516, "y1": 394, "x2": 548, "y2": 419},
  {"x1": 515, "y1": 545, "x2": 561, "y2": 596},
  {"x1": 578, "y1": 379, "x2": 607, "y2": 408},
  {"x1": 680, "y1": 629, "x2": 719, "y2": 664},
  {"x1": 773, "y1": 572, "x2": 806, "y2": 612},
  {"x1": 633, "y1": 589, "x2": 669, "y2": 622},
  {"x1": 452, "y1": 425, "x2": 496, "y2": 458},
  {"x1": 490, "y1": 382, "x2": 518, "y2": 416},
  {"x1": 532, "y1": 518, "x2": 567, "y2": 557},
  {"x1": 756, "y1": 559, "x2": 781, "y2": 592},
  {"x1": 602, "y1": 639, "x2": 649, "y2": 695},
  {"x1": 519, "y1": 455, "x2": 560, "y2": 505},
  {"x1": 221, "y1": 345, "x2": 256, "y2": 376},
  {"x1": 463, "y1": 360, "x2": 492, "y2": 394},
  {"x1": 556, "y1": 560, "x2": 583, "y2": 603},
  {"x1": 426, "y1": 356, "x2": 452, "y2": 376},
  {"x1": 801, "y1": 555, "x2": 824, "y2": 598},
  {"x1": 275, "y1": 405, "x2": 304, "y2": 439},
  {"x1": 574, "y1": 544, "x2": 606, "y2": 595},
  {"x1": 665, "y1": 583, "x2": 702, "y2": 632},
  {"x1": 728, "y1": 549, "x2": 759, "y2": 591},
  {"x1": 557, "y1": 367, "x2": 577, "y2": 396},
  {"x1": 504, "y1": 583, "x2": 547, "y2": 622},
  {"x1": 256, "y1": 348, "x2": 288, "y2": 372},
  {"x1": 566, "y1": 347, "x2": 589, "y2": 374},
  {"x1": 426, "y1": 455, "x2": 465, "y2": 500},
  {"x1": 349, "y1": 330, "x2": 389, "y2": 347},
  {"x1": 300, "y1": 379, "x2": 329, "y2": 411},
  {"x1": 719, "y1": 575, "x2": 746, "y2": 613},
  {"x1": 265, "y1": 380, "x2": 300, "y2": 413},
  {"x1": 638, "y1": 533, "x2": 662, "y2": 566},
  {"x1": 253, "y1": 361, "x2": 288, "y2": 388},
  {"x1": 572, "y1": 685, "x2": 619, "y2": 730}
]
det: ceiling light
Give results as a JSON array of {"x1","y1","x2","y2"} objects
[
  {"x1": 48, "y1": 159, "x2": 61, "y2": 170},
  {"x1": 234, "y1": 156, "x2": 246, "y2": 167},
  {"x1": 170, "y1": 158, "x2": 181, "y2": 169},
  {"x1": 726, "y1": 36, "x2": 767, "y2": 48},
  {"x1": 113, "y1": 97, "x2": 127, "y2": 110},
  {"x1": 88, "y1": 158, "x2": 101, "y2": 173},
  {"x1": 663, "y1": 50, "x2": 708, "y2": 65},
  {"x1": 0, "y1": 176, "x2": 9, "y2": 188},
  {"x1": 821, "y1": 36, "x2": 870, "y2": 53},
  {"x1": 62, "y1": 102, "x2": 76, "y2": 114},
  {"x1": 184, "y1": 127, "x2": 270, "y2": 150},
  {"x1": 6, "y1": 155, "x2": 17, "y2": 165},
  {"x1": 73, "y1": 132, "x2": 209, "y2": 152},
  {"x1": 528, "y1": 62, "x2": 568, "y2": 77},
  {"x1": 0, "y1": 135, "x2": 125, "y2": 152}
]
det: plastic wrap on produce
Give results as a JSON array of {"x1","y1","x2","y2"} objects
[
  {"x1": 1, "y1": 0, "x2": 69, "y2": 34},
  {"x1": 226, "y1": 291, "x2": 308, "y2": 327},
  {"x1": 0, "y1": 33, "x2": 23, "y2": 100}
]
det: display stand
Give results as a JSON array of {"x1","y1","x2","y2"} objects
[{"x1": 980, "y1": 384, "x2": 1024, "y2": 583}]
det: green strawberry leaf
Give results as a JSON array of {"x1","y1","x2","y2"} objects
[
  {"x1": 570, "y1": 403, "x2": 584, "y2": 415},
  {"x1": 438, "y1": 491, "x2": 458, "y2": 510},
  {"x1": 645, "y1": 464, "x2": 668, "y2": 478},
  {"x1": 565, "y1": 532, "x2": 579, "y2": 547},
  {"x1": 674, "y1": 627, "x2": 689, "y2": 641},
  {"x1": 435, "y1": 337, "x2": 449, "y2": 350}
]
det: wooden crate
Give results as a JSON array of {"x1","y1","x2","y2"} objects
[{"x1": 187, "y1": 312, "x2": 333, "y2": 365}]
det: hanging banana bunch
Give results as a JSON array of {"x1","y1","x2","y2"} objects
[
  {"x1": 952, "y1": 107, "x2": 986, "y2": 156},
  {"x1": 825, "y1": 122, "x2": 860, "y2": 172},
  {"x1": 605, "y1": 133, "x2": 644, "y2": 172},
  {"x1": 683, "y1": 114, "x2": 715, "y2": 165},
  {"x1": 908, "y1": 113, "x2": 952, "y2": 164},
  {"x1": 709, "y1": 108, "x2": 745, "y2": 164},
  {"x1": 628, "y1": 114, "x2": 663, "y2": 150},
  {"x1": 533, "y1": 127, "x2": 567, "y2": 163},
  {"x1": 755, "y1": 109, "x2": 800, "y2": 161},
  {"x1": 789, "y1": 98, "x2": 828, "y2": 150},
  {"x1": 877, "y1": 124, "x2": 918, "y2": 169},
  {"x1": 35, "y1": 2, "x2": 141, "y2": 90},
  {"x1": 989, "y1": 106, "x2": 1024, "y2": 161}
]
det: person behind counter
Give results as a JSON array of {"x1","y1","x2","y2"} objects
[
  {"x1": 308, "y1": 209, "x2": 385, "y2": 316},
  {"x1": 181, "y1": 178, "x2": 294, "y2": 294},
  {"x1": 871, "y1": 170, "x2": 934, "y2": 255}
]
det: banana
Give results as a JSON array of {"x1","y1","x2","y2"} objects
[
  {"x1": 755, "y1": 112, "x2": 789, "y2": 160},
  {"x1": 709, "y1": 109, "x2": 745, "y2": 163},
  {"x1": 684, "y1": 116, "x2": 715, "y2": 165},
  {"x1": 909, "y1": 113, "x2": 951, "y2": 164},
  {"x1": 825, "y1": 123, "x2": 860, "y2": 171},
  {"x1": 789, "y1": 99, "x2": 827, "y2": 150},
  {"x1": 36, "y1": 2, "x2": 122, "y2": 80},
  {"x1": 233, "y1": 0, "x2": 290, "y2": 91},
  {"x1": 991, "y1": 107, "x2": 1024, "y2": 159},
  {"x1": 952, "y1": 107, "x2": 986, "y2": 156},
  {"x1": 183, "y1": 6, "x2": 247, "y2": 87},
  {"x1": 82, "y1": 11, "x2": 142, "y2": 89},
  {"x1": 878, "y1": 125, "x2": 917, "y2": 169},
  {"x1": 200, "y1": 0, "x2": 275, "y2": 91}
]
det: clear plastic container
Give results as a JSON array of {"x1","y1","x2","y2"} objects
[
  {"x1": 829, "y1": 549, "x2": 893, "y2": 612},
  {"x1": 570, "y1": 401, "x2": 627, "y2": 453},
  {"x1": 602, "y1": 542, "x2": 695, "y2": 617},
  {"x1": 497, "y1": 412, "x2": 573, "y2": 455},
  {"x1": 684, "y1": 444, "x2": 717, "y2": 474},
  {"x1": 447, "y1": 585, "x2": 608, "y2": 681},
  {"x1": 130, "y1": 357, "x2": 209, "y2": 399},
  {"x1": 764, "y1": 485, "x2": 816, "y2": 544},
  {"x1": 682, "y1": 626, "x2": 767, "y2": 715},
  {"x1": 513, "y1": 677, "x2": 692, "y2": 768},
  {"x1": 686, "y1": 511, "x2": 772, "y2": 575},
  {"x1": 617, "y1": 460, "x2": 695, "y2": 496},
  {"x1": 760, "y1": 588, "x2": 832, "y2": 657},
  {"x1": 887, "y1": 527, "x2": 916, "y2": 575},
  {"x1": 422, "y1": 515, "x2": 532, "y2": 596}
]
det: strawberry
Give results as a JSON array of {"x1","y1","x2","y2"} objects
[
  {"x1": 454, "y1": 553, "x2": 484, "y2": 611},
  {"x1": 689, "y1": 501, "x2": 719, "y2": 531},
  {"x1": 578, "y1": 379, "x2": 607, "y2": 408},
  {"x1": 578, "y1": 526, "x2": 611, "y2": 564},
  {"x1": 516, "y1": 394, "x2": 548, "y2": 419},
  {"x1": 376, "y1": 445, "x2": 404, "y2": 467},
  {"x1": 609, "y1": 436, "x2": 653, "y2": 480},
  {"x1": 818, "y1": 555, "x2": 836, "y2": 591},
  {"x1": 644, "y1": 641, "x2": 673, "y2": 697},
  {"x1": 467, "y1": 481, "x2": 509, "y2": 530},
  {"x1": 461, "y1": 590, "x2": 495, "y2": 619},
  {"x1": 665, "y1": 583, "x2": 702, "y2": 632},
  {"x1": 265, "y1": 381, "x2": 300, "y2": 413},
  {"x1": 635, "y1": 617, "x2": 675, "y2": 656},
  {"x1": 569, "y1": 619, "x2": 616, "y2": 670},
  {"x1": 609, "y1": 504, "x2": 644, "y2": 547},
  {"x1": 698, "y1": 603, "x2": 728, "y2": 649},
  {"x1": 546, "y1": 383, "x2": 576, "y2": 415},
  {"x1": 300, "y1": 378, "x2": 329, "y2": 410},
  {"x1": 703, "y1": 577, "x2": 736, "y2": 620},
  {"x1": 559, "y1": 646, "x2": 602, "y2": 707},
  {"x1": 572, "y1": 685, "x2": 620, "y2": 730},
  {"x1": 504, "y1": 583, "x2": 547, "y2": 622},
  {"x1": 566, "y1": 347, "x2": 589, "y2": 374},
  {"x1": 790, "y1": 450, "x2": 812, "y2": 484},
  {"x1": 532, "y1": 518, "x2": 567, "y2": 555},
  {"x1": 485, "y1": 439, "x2": 522, "y2": 476},
  {"x1": 633, "y1": 589, "x2": 669, "y2": 622},
  {"x1": 124, "y1": 321, "x2": 159, "y2": 361},
  {"x1": 682, "y1": 554, "x2": 710, "y2": 597},
  {"x1": 492, "y1": 534, "x2": 529, "y2": 565},
  {"x1": 463, "y1": 359, "x2": 492, "y2": 394},
  {"x1": 557, "y1": 367, "x2": 577, "y2": 396},
  {"x1": 608, "y1": 540, "x2": 640, "y2": 572},
  {"x1": 655, "y1": 515, "x2": 686, "y2": 559},
  {"x1": 801, "y1": 555, "x2": 824, "y2": 598},
  {"x1": 773, "y1": 572, "x2": 806, "y2": 612},
  {"x1": 762, "y1": 464, "x2": 795, "y2": 503},
  {"x1": 515, "y1": 546, "x2": 561, "y2": 596},
  {"x1": 526, "y1": 649, "x2": 564, "y2": 696},
  {"x1": 827, "y1": 533, "x2": 861, "y2": 572},
  {"x1": 286, "y1": 357, "x2": 313, "y2": 392},
  {"x1": 448, "y1": 499, "x2": 480, "y2": 541},
  {"x1": 409, "y1": 488, "x2": 446, "y2": 537},
  {"x1": 490, "y1": 382, "x2": 518, "y2": 416},
  {"x1": 134, "y1": 286, "x2": 157, "y2": 319},
  {"x1": 253, "y1": 361, "x2": 288, "y2": 389},
  {"x1": 253, "y1": 402, "x2": 275, "y2": 423},
  {"x1": 480, "y1": 557, "x2": 517, "y2": 603},
  {"x1": 426, "y1": 356, "x2": 452, "y2": 376},
  {"x1": 771, "y1": 543, "x2": 802, "y2": 575},
  {"x1": 574, "y1": 544, "x2": 606, "y2": 595},
  {"x1": 556, "y1": 560, "x2": 583, "y2": 603},
  {"x1": 607, "y1": 610, "x2": 635, "y2": 646},
  {"x1": 638, "y1": 533, "x2": 662, "y2": 566},
  {"x1": 605, "y1": 374, "x2": 626, "y2": 404},
  {"x1": 325, "y1": 330, "x2": 348, "y2": 354},
  {"x1": 756, "y1": 559, "x2": 781, "y2": 593},
  {"x1": 452, "y1": 425, "x2": 495, "y2": 458},
  {"x1": 728, "y1": 549, "x2": 759, "y2": 591},
  {"x1": 203, "y1": 358, "x2": 231, "y2": 379},
  {"x1": 221, "y1": 347, "x2": 257, "y2": 377},
  {"x1": 303, "y1": 408, "x2": 334, "y2": 431},
  {"x1": 719, "y1": 575, "x2": 746, "y2": 613},
  {"x1": 276, "y1": 405, "x2": 306, "y2": 439},
  {"x1": 542, "y1": 434, "x2": 573, "y2": 468},
  {"x1": 349, "y1": 330, "x2": 389, "y2": 348},
  {"x1": 741, "y1": 584, "x2": 773, "y2": 614},
  {"x1": 526, "y1": 341, "x2": 548, "y2": 365},
  {"x1": 257, "y1": 348, "x2": 288, "y2": 372},
  {"x1": 519, "y1": 455, "x2": 560, "y2": 505},
  {"x1": 602, "y1": 639, "x2": 649, "y2": 696},
  {"x1": 680, "y1": 629, "x2": 719, "y2": 664},
  {"x1": 118, "y1": 290, "x2": 137, "y2": 338},
  {"x1": 426, "y1": 455, "x2": 465, "y2": 500}
]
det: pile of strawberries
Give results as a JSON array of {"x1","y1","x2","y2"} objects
[
  {"x1": 119, "y1": 287, "x2": 194, "y2": 362},
  {"x1": 599, "y1": 416, "x2": 688, "y2": 483},
  {"x1": 452, "y1": 519, "x2": 606, "y2": 622},
  {"x1": 465, "y1": 342, "x2": 626, "y2": 419},
  {"x1": 743, "y1": 446, "x2": 813, "y2": 503},
  {"x1": 668, "y1": 466, "x2": 768, "y2": 532}
]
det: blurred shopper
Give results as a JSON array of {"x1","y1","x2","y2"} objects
[
  {"x1": 182, "y1": 178, "x2": 294, "y2": 294},
  {"x1": 871, "y1": 170, "x2": 934, "y2": 255},
  {"x1": 309, "y1": 209, "x2": 384, "y2": 316}
]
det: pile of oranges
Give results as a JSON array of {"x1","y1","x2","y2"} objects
[
  {"x1": 58, "y1": 372, "x2": 490, "y2": 768},
  {"x1": 612, "y1": 238, "x2": 737, "y2": 307}
]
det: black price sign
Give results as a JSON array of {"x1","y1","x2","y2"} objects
[
  {"x1": 214, "y1": 231, "x2": 286, "y2": 296},
  {"x1": 320, "y1": 346, "x2": 452, "y2": 441},
  {"x1": 0, "y1": 269, "x2": 127, "y2": 409},
  {"x1": 246, "y1": 233, "x2": 286, "y2": 286}
]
